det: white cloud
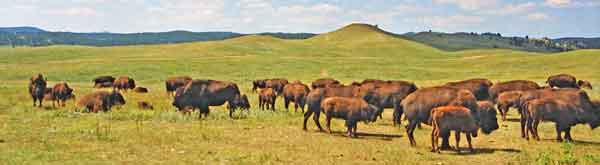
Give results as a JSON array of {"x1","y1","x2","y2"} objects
[
  {"x1": 527, "y1": 12, "x2": 551, "y2": 21},
  {"x1": 406, "y1": 15, "x2": 484, "y2": 28},
  {"x1": 544, "y1": 0, "x2": 572, "y2": 8},
  {"x1": 484, "y1": 2, "x2": 537, "y2": 15},
  {"x1": 433, "y1": 0, "x2": 498, "y2": 10},
  {"x1": 47, "y1": 7, "x2": 103, "y2": 17},
  {"x1": 544, "y1": 0, "x2": 600, "y2": 8}
]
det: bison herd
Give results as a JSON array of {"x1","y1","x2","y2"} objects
[{"x1": 27, "y1": 73, "x2": 598, "y2": 153}]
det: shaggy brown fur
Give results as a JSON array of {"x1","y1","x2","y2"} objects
[
  {"x1": 93, "y1": 76, "x2": 115, "y2": 88},
  {"x1": 430, "y1": 106, "x2": 479, "y2": 153},
  {"x1": 546, "y1": 74, "x2": 592, "y2": 89},
  {"x1": 489, "y1": 80, "x2": 540, "y2": 101},
  {"x1": 259, "y1": 88, "x2": 277, "y2": 111},
  {"x1": 77, "y1": 91, "x2": 126, "y2": 113},
  {"x1": 51, "y1": 82, "x2": 74, "y2": 107},
  {"x1": 444, "y1": 78, "x2": 493, "y2": 101},
  {"x1": 137, "y1": 101, "x2": 154, "y2": 110},
  {"x1": 283, "y1": 81, "x2": 311, "y2": 112},
  {"x1": 28, "y1": 74, "x2": 47, "y2": 107},
  {"x1": 495, "y1": 91, "x2": 523, "y2": 121},
  {"x1": 361, "y1": 82, "x2": 418, "y2": 126},
  {"x1": 165, "y1": 76, "x2": 192, "y2": 95},
  {"x1": 303, "y1": 85, "x2": 361, "y2": 131},
  {"x1": 252, "y1": 78, "x2": 289, "y2": 94},
  {"x1": 113, "y1": 76, "x2": 136, "y2": 91},
  {"x1": 320, "y1": 97, "x2": 381, "y2": 137},
  {"x1": 172, "y1": 80, "x2": 243, "y2": 118},
  {"x1": 311, "y1": 78, "x2": 341, "y2": 89}
]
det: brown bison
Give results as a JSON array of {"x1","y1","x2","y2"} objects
[
  {"x1": 282, "y1": 81, "x2": 311, "y2": 112},
  {"x1": 138, "y1": 101, "x2": 154, "y2": 110},
  {"x1": 133, "y1": 87, "x2": 149, "y2": 93},
  {"x1": 252, "y1": 78, "x2": 289, "y2": 94},
  {"x1": 165, "y1": 76, "x2": 192, "y2": 95},
  {"x1": 430, "y1": 106, "x2": 480, "y2": 153},
  {"x1": 303, "y1": 85, "x2": 360, "y2": 131},
  {"x1": 28, "y1": 74, "x2": 47, "y2": 107},
  {"x1": 259, "y1": 88, "x2": 277, "y2": 111},
  {"x1": 320, "y1": 97, "x2": 381, "y2": 137},
  {"x1": 402, "y1": 86, "x2": 499, "y2": 148},
  {"x1": 51, "y1": 82, "x2": 74, "y2": 107},
  {"x1": 311, "y1": 78, "x2": 341, "y2": 89},
  {"x1": 77, "y1": 91, "x2": 126, "y2": 113},
  {"x1": 113, "y1": 76, "x2": 136, "y2": 91},
  {"x1": 444, "y1": 78, "x2": 493, "y2": 101},
  {"x1": 230, "y1": 94, "x2": 250, "y2": 111},
  {"x1": 43, "y1": 88, "x2": 75, "y2": 107},
  {"x1": 172, "y1": 80, "x2": 244, "y2": 118},
  {"x1": 93, "y1": 76, "x2": 115, "y2": 88},
  {"x1": 546, "y1": 74, "x2": 592, "y2": 89},
  {"x1": 496, "y1": 91, "x2": 523, "y2": 121},
  {"x1": 524, "y1": 98, "x2": 600, "y2": 142},
  {"x1": 361, "y1": 82, "x2": 418, "y2": 125},
  {"x1": 489, "y1": 80, "x2": 540, "y2": 101}
]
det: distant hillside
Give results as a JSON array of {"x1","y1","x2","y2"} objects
[
  {"x1": 0, "y1": 27, "x2": 46, "y2": 33},
  {"x1": 400, "y1": 31, "x2": 575, "y2": 53},
  {"x1": 554, "y1": 37, "x2": 600, "y2": 49}
]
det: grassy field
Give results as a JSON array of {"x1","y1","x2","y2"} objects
[{"x1": 1, "y1": 24, "x2": 599, "y2": 164}]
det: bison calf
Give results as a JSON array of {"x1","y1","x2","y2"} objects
[
  {"x1": 137, "y1": 101, "x2": 154, "y2": 110},
  {"x1": 283, "y1": 82, "x2": 310, "y2": 112},
  {"x1": 77, "y1": 91, "x2": 126, "y2": 113},
  {"x1": 133, "y1": 87, "x2": 149, "y2": 93},
  {"x1": 495, "y1": 91, "x2": 523, "y2": 121},
  {"x1": 321, "y1": 97, "x2": 381, "y2": 138},
  {"x1": 259, "y1": 88, "x2": 277, "y2": 111},
  {"x1": 430, "y1": 106, "x2": 479, "y2": 153}
]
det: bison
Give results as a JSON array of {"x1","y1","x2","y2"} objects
[
  {"x1": 430, "y1": 106, "x2": 479, "y2": 153},
  {"x1": 523, "y1": 98, "x2": 600, "y2": 142},
  {"x1": 496, "y1": 91, "x2": 523, "y2": 121},
  {"x1": 113, "y1": 76, "x2": 136, "y2": 91},
  {"x1": 133, "y1": 87, "x2": 149, "y2": 93},
  {"x1": 402, "y1": 86, "x2": 499, "y2": 148},
  {"x1": 361, "y1": 82, "x2": 418, "y2": 126},
  {"x1": 303, "y1": 85, "x2": 360, "y2": 131},
  {"x1": 77, "y1": 91, "x2": 126, "y2": 113},
  {"x1": 138, "y1": 101, "x2": 154, "y2": 110},
  {"x1": 165, "y1": 76, "x2": 192, "y2": 95},
  {"x1": 93, "y1": 76, "x2": 115, "y2": 88},
  {"x1": 28, "y1": 74, "x2": 47, "y2": 107},
  {"x1": 259, "y1": 88, "x2": 277, "y2": 111},
  {"x1": 282, "y1": 81, "x2": 311, "y2": 112},
  {"x1": 444, "y1": 78, "x2": 493, "y2": 101},
  {"x1": 252, "y1": 78, "x2": 289, "y2": 94},
  {"x1": 546, "y1": 74, "x2": 592, "y2": 89},
  {"x1": 51, "y1": 82, "x2": 74, "y2": 107},
  {"x1": 172, "y1": 80, "x2": 245, "y2": 118},
  {"x1": 489, "y1": 80, "x2": 540, "y2": 102},
  {"x1": 320, "y1": 97, "x2": 381, "y2": 137},
  {"x1": 311, "y1": 78, "x2": 341, "y2": 89}
]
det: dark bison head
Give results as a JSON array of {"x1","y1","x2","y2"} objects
[
  {"x1": 110, "y1": 91, "x2": 126, "y2": 106},
  {"x1": 477, "y1": 106, "x2": 499, "y2": 134},
  {"x1": 172, "y1": 87, "x2": 187, "y2": 110},
  {"x1": 252, "y1": 80, "x2": 266, "y2": 92},
  {"x1": 240, "y1": 94, "x2": 250, "y2": 109},
  {"x1": 578, "y1": 80, "x2": 593, "y2": 90}
]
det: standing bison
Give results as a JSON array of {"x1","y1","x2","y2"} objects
[
  {"x1": 51, "y1": 82, "x2": 74, "y2": 107},
  {"x1": 320, "y1": 97, "x2": 381, "y2": 137},
  {"x1": 258, "y1": 88, "x2": 277, "y2": 111},
  {"x1": 303, "y1": 85, "x2": 360, "y2": 131},
  {"x1": 430, "y1": 106, "x2": 480, "y2": 153},
  {"x1": 93, "y1": 76, "x2": 115, "y2": 88},
  {"x1": 113, "y1": 76, "x2": 136, "y2": 91},
  {"x1": 495, "y1": 91, "x2": 523, "y2": 121},
  {"x1": 444, "y1": 78, "x2": 493, "y2": 101},
  {"x1": 282, "y1": 81, "x2": 311, "y2": 112},
  {"x1": 489, "y1": 80, "x2": 540, "y2": 102},
  {"x1": 165, "y1": 76, "x2": 192, "y2": 95},
  {"x1": 546, "y1": 74, "x2": 592, "y2": 89},
  {"x1": 361, "y1": 81, "x2": 418, "y2": 125},
  {"x1": 77, "y1": 91, "x2": 126, "y2": 113},
  {"x1": 252, "y1": 78, "x2": 289, "y2": 94},
  {"x1": 311, "y1": 78, "x2": 341, "y2": 89},
  {"x1": 28, "y1": 74, "x2": 47, "y2": 107},
  {"x1": 172, "y1": 80, "x2": 245, "y2": 118}
]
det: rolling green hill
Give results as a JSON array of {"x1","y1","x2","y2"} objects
[{"x1": 0, "y1": 23, "x2": 600, "y2": 164}]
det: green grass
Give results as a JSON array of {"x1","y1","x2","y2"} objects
[{"x1": 1, "y1": 25, "x2": 600, "y2": 164}]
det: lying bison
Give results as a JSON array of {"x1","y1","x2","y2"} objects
[
  {"x1": 172, "y1": 80, "x2": 245, "y2": 118},
  {"x1": 402, "y1": 86, "x2": 499, "y2": 148},
  {"x1": 311, "y1": 78, "x2": 341, "y2": 89},
  {"x1": 28, "y1": 74, "x2": 47, "y2": 107},
  {"x1": 259, "y1": 88, "x2": 277, "y2": 111},
  {"x1": 77, "y1": 91, "x2": 125, "y2": 113},
  {"x1": 489, "y1": 80, "x2": 540, "y2": 101},
  {"x1": 430, "y1": 106, "x2": 480, "y2": 153},
  {"x1": 93, "y1": 76, "x2": 115, "y2": 88},
  {"x1": 303, "y1": 85, "x2": 360, "y2": 131},
  {"x1": 321, "y1": 97, "x2": 381, "y2": 137},
  {"x1": 133, "y1": 87, "x2": 149, "y2": 93},
  {"x1": 282, "y1": 81, "x2": 311, "y2": 112},
  {"x1": 524, "y1": 98, "x2": 600, "y2": 142},
  {"x1": 546, "y1": 74, "x2": 592, "y2": 89},
  {"x1": 165, "y1": 76, "x2": 192, "y2": 95},
  {"x1": 113, "y1": 76, "x2": 136, "y2": 91},
  {"x1": 444, "y1": 78, "x2": 493, "y2": 101},
  {"x1": 138, "y1": 101, "x2": 154, "y2": 110}
]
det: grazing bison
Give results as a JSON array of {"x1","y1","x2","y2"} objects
[
  {"x1": 28, "y1": 74, "x2": 47, "y2": 107},
  {"x1": 496, "y1": 91, "x2": 523, "y2": 121},
  {"x1": 259, "y1": 88, "x2": 277, "y2": 111},
  {"x1": 133, "y1": 87, "x2": 149, "y2": 93},
  {"x1": 402, "y1": 86, "x2": 488, "y2": 148},
  {"x1": 303, "y1": 85, "x2": 360, "y2": 131},
  {"x1": 444, "y1": 78, "x2": 493, "y2": 101},
  {"x1": 252, "y1": 78, "x2": 289, "y2": 94},
  {"x1": 430, "y1": 106, "x2": 479, "y2": 153},
  {"x1": 234, "y1": 94, "x2": 251, "y2": 111},
  {"x1": 283, "y1": 81, "x2": 311, "y2": 112},
  {"x1": 51, "y1": 82, "x2": 74, "y2": 107},
  {"x1": 138, "y1": 101, "x2": 154, "y2": 110},
  {"x1": 320, "y1": 97, "x2": 381, "y2": 137},
  {"x1": 361, "y1": 82, "x2": 418, "y2": 125},
  {"x1": 172, "y1": 80, "x2": 244, "y2": 118},
  {"x1": 546, "y1": 74, "x2": 592, "y2": 89},
  {"x1": 524, "y1": 98, "x2": 600, "y2": 142},
  {"x1": 489, "y1": 80, "x2": 540, "y2": 101},
  {"x1": 311, "y1": 78, "x2": 341, "y2": 89},
  {"x1": 93, "y1": 76, "x2": 115, "y2": 88},
  {"x1": 77, "y1": 91, "x2": 126, "y2": 113},
  {"x1": 113, "y1": 76, "x2": 136, "y2": 91},
  {"x1": 165, "y1": 76, "x2": 192, "y2": 95}
]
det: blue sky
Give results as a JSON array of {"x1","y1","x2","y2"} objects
[{"x1": 1, "y1": 0, "x2": 599, "y2": 38}]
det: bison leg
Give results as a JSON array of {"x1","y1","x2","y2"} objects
[
  {"x1": 325, "y1": 115, "x2": 332, "y2": 134},
  {"x1": 525, "y1": 117, "x2": 533, "y2": 140},
  {"x1": 455, "y1": 131, "x2": 461, "y2": 152},
  {"x1": 352, "y1": 122, "x2": 358, "y2": 138},
  {"x1": 406, "y1": 120, "x2": 419, "y2": 146},
  {"x1": 294, "y1": 102, "x2": 299, "y2": 113},
  {"x1": 520, "y1": 113, "x2": 527, "y2": 138},
  {"x1": 555, "y1": 123, "x2": 563, "y2": 142},
  {"x1": 38, "y1": 98, "x2": 43, "y2": 108},
  {"x1": 271, "y1": 99, "x2": 276, "y2": 111},
  {"x1": 440, "y1": 131, "x2": 452, "y2": 150},
  {"x1": 532, "y1": 118, "x2": 541, "y2": 141},
  {"x1": 393, "y1": 106, "x2": 403, "y2": 126},
  {"x1": 498, "y1": 105, "x2": 507, "y2": 121},
  {"x1": 564, "y1": 127, "x2": 573, "y2": 142},
  {"x1": 313, "y1": 111, "x2": 323, "y2": 132},
  {"x1": 284, "y1": 98, "x2": 290, "y2": 110},
  {"x1": 431, "y1": 127, "x2": 438, "y2": 153},
  {"x1": 466, "y1": 133, "x2": 474, "y2": 153}
]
